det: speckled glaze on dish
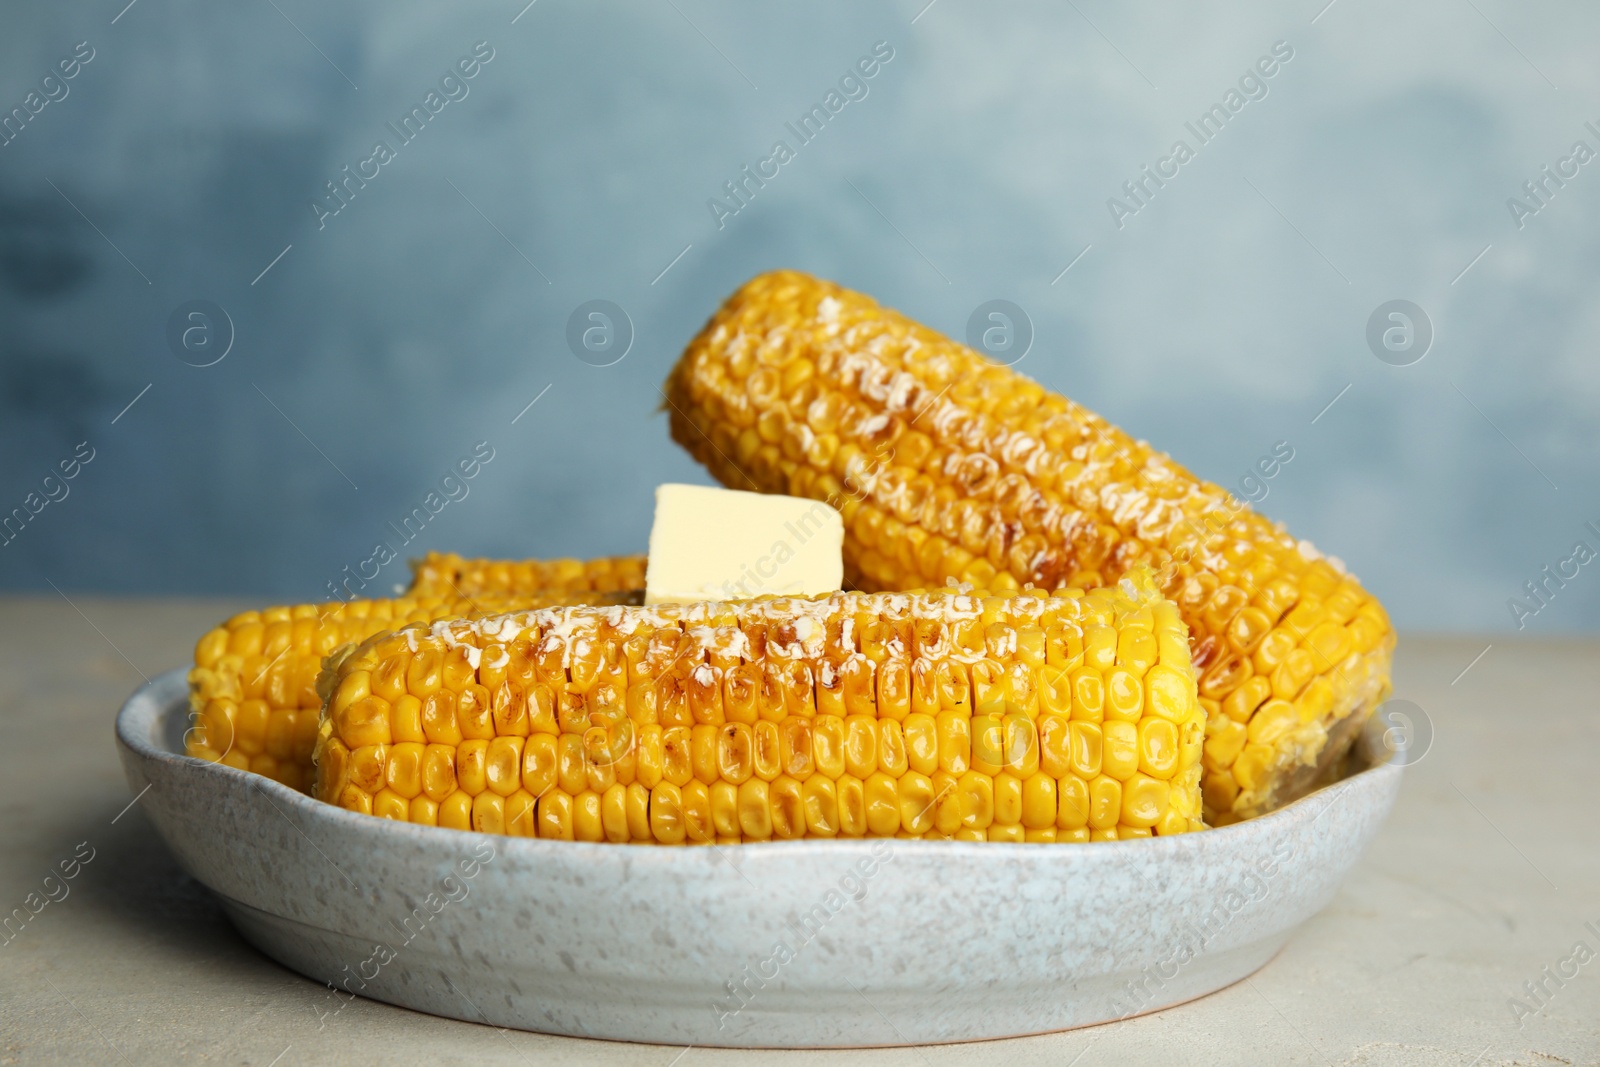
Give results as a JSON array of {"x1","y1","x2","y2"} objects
[{"x1": 116, "y1": 668, "x2": 1400, "y2": 1048}]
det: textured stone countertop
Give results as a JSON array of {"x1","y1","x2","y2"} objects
[{"x1": 0, "y1": 598, "x2": 1595, "y2": 1066}]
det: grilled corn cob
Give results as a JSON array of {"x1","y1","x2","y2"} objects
[
  {"x1": 312, "y1": 580, "x2": 1207, "y2": 843},
  {"x1": 187, "y1": 589, "x2": 636, "y2": 792},
  {"x1": 664, "y1": 270, "x2": 1394, "y2": 822},
  {"x1": 408, "y1": 552, "x2": 647, "y2": 599}
]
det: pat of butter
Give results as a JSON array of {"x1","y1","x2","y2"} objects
[{"x1": 644, "y1": 484, "x2": 844, "y2": 605}]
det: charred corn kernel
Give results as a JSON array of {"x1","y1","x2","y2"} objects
[
  {"x1": 666, "y1": 271, "x2": 1395, "y2": 821},
  {"x1": 313, "y1": 588, "x2": 1206, "y2": 843},
  {"x1": 185, "y1": 578, "x2": 645, "y2": 793},
  {"x1": 717, "y1": 723, "x2": 754, "y2": 784},
  {"x1": 752, "y1": 721, "x2": 782, "y2": 781},
  {"x1": 661, "y1": 727, "x2": 693, "y2": 788}
]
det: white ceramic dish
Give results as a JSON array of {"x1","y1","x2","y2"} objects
[{"x1": 115, "y1": 668, "x2": 1400, "y2": 1048}]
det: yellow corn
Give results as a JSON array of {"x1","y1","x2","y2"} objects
[
  {"x1": 187, "y1": 588, "x2": 636, "y2": 793},
  {"x1": 407, "y1": 552, "x2": 646, "y2": 599},
  {"x1": 664, "y1": 270, "x2": 1393, "y2": 821},
  {"x1": 312, "y1": 579, "x2": 1207, "y2": 843}
]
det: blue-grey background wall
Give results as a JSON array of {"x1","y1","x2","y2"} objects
[{"x1": 0, "y1": 0, "x2": 1595, "y2": 632}]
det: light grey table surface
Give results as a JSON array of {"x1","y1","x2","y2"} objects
[{"x1": 0, "y1": 598, "x2": 1595, "y2": 1067}]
